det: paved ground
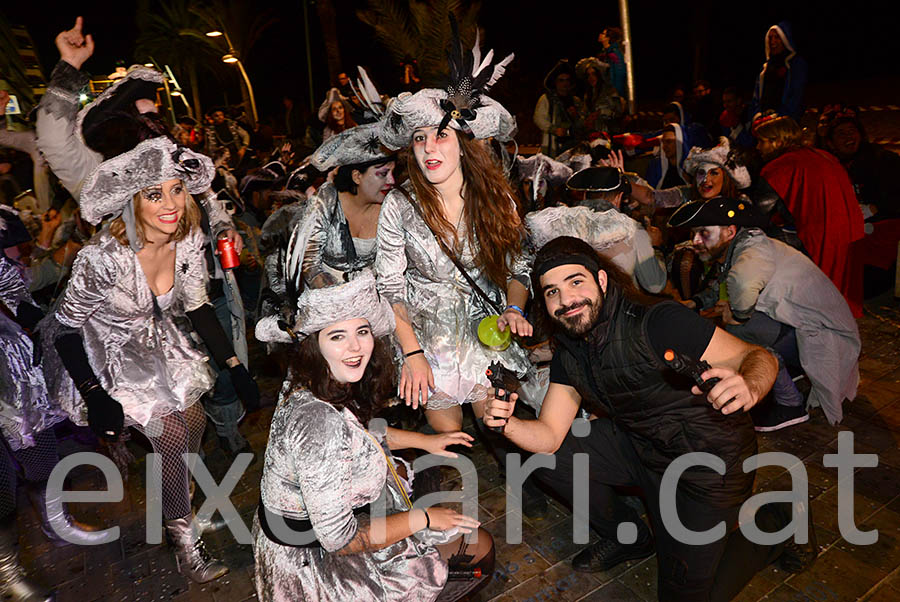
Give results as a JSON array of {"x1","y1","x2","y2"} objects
[{"x1": 13, "y1": 293, "x2": 900, "y2": 601}]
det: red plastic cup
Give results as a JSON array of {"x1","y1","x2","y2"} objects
[{"x1": 217, "y1": 234, "x2": 240, "y2": 269}]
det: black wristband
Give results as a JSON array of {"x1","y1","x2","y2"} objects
[
  {"x1": 423, "y1": 509, "x2": 431, "y2": 530},
  {"x1": 404, "y1": 349, "x2": 425, "y2": 359}
]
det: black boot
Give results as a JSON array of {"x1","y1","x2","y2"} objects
[{"x1": 571, "y1": 520, "x2": 655, "y2": 572}]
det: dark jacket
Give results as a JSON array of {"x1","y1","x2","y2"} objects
[
  {"x1": 553, "y1": 290, "x2": 757, "y2": 508},
  {"x1": 750, "y1": 22, "x2": 808, "y2": 119}
]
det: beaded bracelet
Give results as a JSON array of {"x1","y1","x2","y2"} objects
[{"x1": 504, "y1": 304, "x2": 526, "y2": 318}]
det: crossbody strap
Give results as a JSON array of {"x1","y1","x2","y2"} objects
[{"x1": 396, "y1": 188, "x2": 504, "y2": 315}]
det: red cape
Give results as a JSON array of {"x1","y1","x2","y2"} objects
[{"x1": 762, "y1": 148, "x2": 865, "y2": 317}]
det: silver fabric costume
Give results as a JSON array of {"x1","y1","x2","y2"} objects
[
  {"x1": 0, "y1": 256, "x2": 67, "y2": 450},
  {"x1": 253, "y1": 388, "x2": 447, "y2": 601},
  {"x1": 375, "y1": 188, "x2": 533, "y2": 410},
  {"x1": 42, "y1": 228, "x2": 215, "y2": 427},
  {"x1": 288, "y1": 183, "x2": 378, "y2": 287}
]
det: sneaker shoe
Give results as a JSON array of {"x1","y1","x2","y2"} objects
[
  {"x1": 750, "y1": 404, "x2": 810, "y2": 432},
  {"x1": 572, "y1": 525, "x2": 654, "y2": 572}
]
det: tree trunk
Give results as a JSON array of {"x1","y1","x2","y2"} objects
[
  {"x1": 188, "y1": 62, "x2": 201, "y2": 120},
  {"x1": 315, "y1": 0, "x2": 343, "y2": 86}
]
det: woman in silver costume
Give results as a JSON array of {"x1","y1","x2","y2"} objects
[
  {"x1": 285, "y1": 122, "x2": 395, "y2": 288},
  {"x1": 42, "y1": 137, "x2": 259, "y2": 583},
  {"x1": 283, "y1": 68, "x2": 395, "y2": 290},
  {"x1": 0, "y1": 208, "x2": 105, "y2": 602},
  {"x1": 375, "y1": 25, "x2": 536, "y2": 433},
  {"x1": 253, "y1": 272, "x2": 494, "y2": 602}
]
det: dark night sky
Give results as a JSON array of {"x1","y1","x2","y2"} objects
[{"x1": 4, "y1": 1, "x2": 898, "y2": 141}]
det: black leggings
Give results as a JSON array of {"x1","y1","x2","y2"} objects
[
  {"x1": 132, "y1": 402, "x2": 206, "y2": 521},
  {"x1": 0, "y1": 428, "x2": 60, "y2": 520}
]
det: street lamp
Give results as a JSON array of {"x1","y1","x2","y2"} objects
[{"x1": 200, "y1": 27, "x2": 258, "y2": 126}]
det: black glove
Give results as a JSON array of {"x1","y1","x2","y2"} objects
[
  {"x1": 16, "y1": 302, "x2": 44, "y2": 331},
  {"x1": 30, "y1": 330, "x2": 42, "y2": 367},
  {"x1": 15, "y1": 303, "x2": 44, "y2": 366},
  {"x1": 83, "y1": 385, "x2": 125, "y2": 441},
  {"x1": 229, "y1": 363, "x2": 260, "y2": 412}
]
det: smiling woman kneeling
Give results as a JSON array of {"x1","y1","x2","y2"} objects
[{"x1": 253, "y1": 272, "x2": 494, "y2": 601}]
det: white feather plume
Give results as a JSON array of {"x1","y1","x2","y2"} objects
[
  {"x1": 471, "y1": 30, "x2": 482, "y2": 75},
  {"x1": 485, "y1": 53, "x2": 514, "y2": 90},
  {"x1": 473, "y1": 49, "x2": 494, "y2": 78}
]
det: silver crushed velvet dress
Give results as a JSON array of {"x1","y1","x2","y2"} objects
[
  {"x1": 41, "y1": 227, "x2": 215, "y2": 428},
  {"x1": 290, "y1": 182, "x2": 378, "y2": 287},
  {"x1": 374, "y1": 188, "x2": 533, "y2": 410},
  {"x1": 0, "y1": 255, "x2": 67, "y2": 450},
  {"x1": 252, "y1": 388, "x2": 447, "y2": 601}
]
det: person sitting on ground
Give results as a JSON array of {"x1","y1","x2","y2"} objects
[
  {"x1": 484, "y1": 236, "x2": 817, "y2": 599},
  {"x1": 670, "y1": 197, "x2": 860, "y2": 428},
  {"x1": 754, "y1": 113, "x2": 864, "y2": 316},
  {"x1": 818, "y1": 104, "x2": 900, "y2": 296}
]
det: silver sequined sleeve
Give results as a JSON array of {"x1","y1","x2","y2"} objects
[
  {"x1": 0, "y1": 255, "x2": 35, "y2": 314},
  {"x1": 295, "y1": 188, "x2": 336, "y2": 287},
  {"x1": 195, "y1": 189, "x2": 235, "y2": 236},
  {"x1": 288, "y1": 401, "x2": 359, "y2": 552},
  {"x1": 374, "y1": 190, "x2": 409, "y2": 307},
  {"x1": 55, "y1": 244, "x2": 117, "y2": 328}
]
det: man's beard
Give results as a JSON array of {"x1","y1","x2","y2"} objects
[{"x1": 552, "y1": 294, "x2": 603, "y2": 337}]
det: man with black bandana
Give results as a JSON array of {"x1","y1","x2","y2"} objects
[{"x1": 484, "y1": 236, "x2": 817, "y2": 600}]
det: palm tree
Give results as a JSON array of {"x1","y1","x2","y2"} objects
[
  {"x1": 135, "y1": 0, "x2": 221, "y2": 120},
  {"x1": 357, "y1": 0, "x2": 482, "y2": 86}
]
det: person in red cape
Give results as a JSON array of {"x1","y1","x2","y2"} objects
[{"x1": 754, "y1": 114, "x2": 864, "y2": 317}]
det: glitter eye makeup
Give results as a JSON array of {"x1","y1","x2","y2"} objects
[{"x1": 141, "y1": 187, "x2": 163, "y2": 202}]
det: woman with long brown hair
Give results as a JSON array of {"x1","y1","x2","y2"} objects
[
  {"x1": 252, "y1": 273, "x2": 494, "y2": 601},
  {"x1": 375, "y1": 25, "x2": 536, "y2": 434}
]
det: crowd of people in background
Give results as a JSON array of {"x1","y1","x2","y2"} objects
[{"x1": 1, "y1": 12, "x2": 896, "y2": 602}]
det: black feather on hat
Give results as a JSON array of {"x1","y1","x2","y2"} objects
[{"x1": 437, "y1": 13, "x2": 514, "y2": 135}]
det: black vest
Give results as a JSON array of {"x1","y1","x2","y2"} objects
[{"x1": 556, "y1": 297, "x2": 757, "y2": 508}]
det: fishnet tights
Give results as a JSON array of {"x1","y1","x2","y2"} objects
[
  {"x1": 133, "y1": 402, "x2": 206, "y2": 520},
  {"x1": 0, "y1": 429, "x2": 60, "y2": 520}
]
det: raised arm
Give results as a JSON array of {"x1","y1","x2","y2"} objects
[{"x1": 35, "y1": 17, "x2": 101, "y2": 200}]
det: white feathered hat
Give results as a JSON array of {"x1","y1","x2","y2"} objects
[
  {"x1": 79, "y1": 136, "x2": 214, "y2": 225},
  {"x1": 379, "y1": 14, "x2": 516, "y2": 149},
  {"x1": 683, "y1": 137, "x2": 752, "y2": 190},
  {"x1": 254, "y1": 270, "x2": 394, "y2": 344},
  {"x1": 526, "y1": 205, "x2": 636, "y2": 253}
]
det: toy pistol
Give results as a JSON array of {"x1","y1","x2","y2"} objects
[
  {"x1": 485, "y1": 361, "x2": 511, "y2": 432},
  {"x1": 663, "y1": 348, "x2": 720, "y2": 393}
]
